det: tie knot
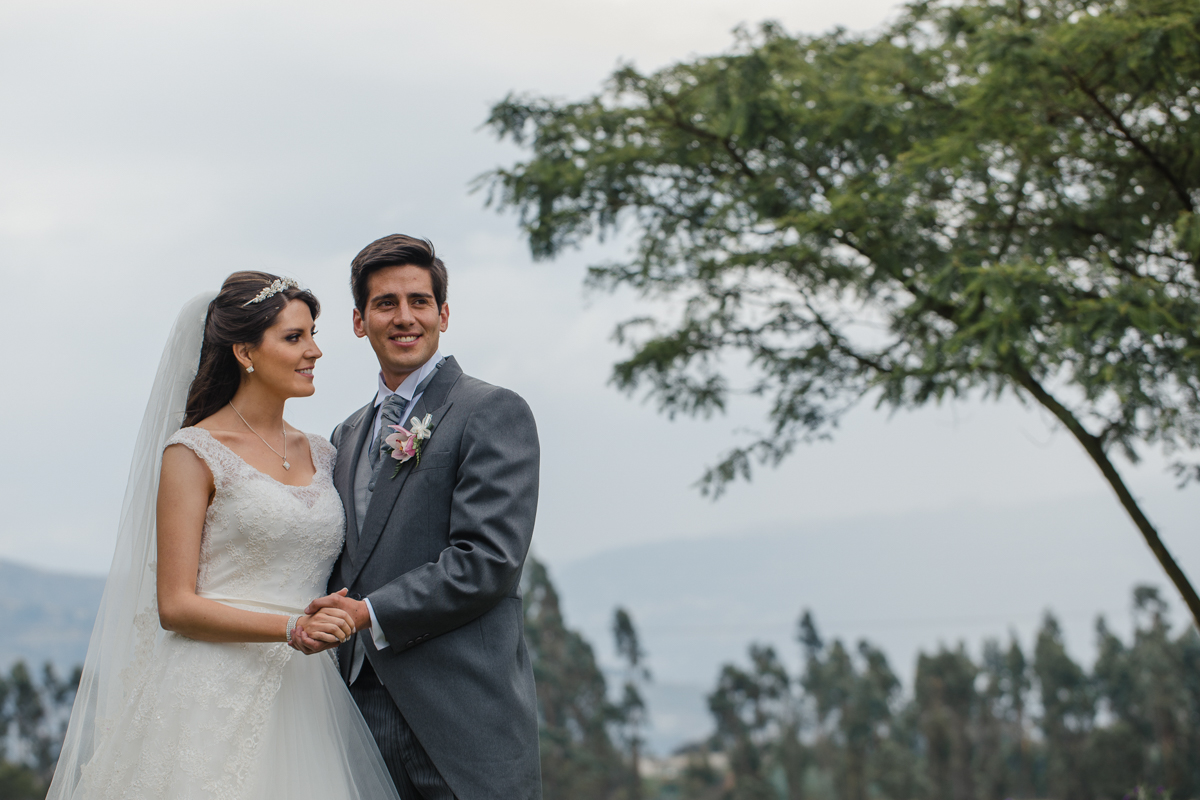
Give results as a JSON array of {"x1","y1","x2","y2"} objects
[{"x1": 379, "y1": 393, "x2": 409, "y2": 429}]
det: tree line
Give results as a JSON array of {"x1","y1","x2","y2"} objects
[
  {"x1": 523, "y1": 558, "x2": 1200, "y2": 800},
  {"x1": 7, "y1": 561, "x2": 1197, "y2": 799}
]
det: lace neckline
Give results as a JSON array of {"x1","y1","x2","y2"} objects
[{"x1": 191, "y1": 427, "x2": 322, "y2": 490}]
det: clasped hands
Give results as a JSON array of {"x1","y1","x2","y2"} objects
[{"x1": 287, "y1": 588, "x2": 371, "y2": 654}]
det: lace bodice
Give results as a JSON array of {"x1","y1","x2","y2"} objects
[{"x1": 164, "y1": 427, "x2": 345, "y2": 613}]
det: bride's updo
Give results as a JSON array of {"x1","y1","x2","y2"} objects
[{"x1": 183, "y1": 271, "x2": 320, "y2": 427}]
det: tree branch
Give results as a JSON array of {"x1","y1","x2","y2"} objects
[
  {"x1": 1063, "y1": 66, "x2": 1195, "y2": 213},
  {"x1": 801, "y1": 296, "x2": 894, "y2": 374},
  {"x1": 1007, "y1": 362, "x2": 1200, "y2": 629},
  {"x1": 995, "y1": 162, "x2": 1030, "y2": 260},
  {"x1": 658, "y1": 97, "x2": 758, "y2": 180}
]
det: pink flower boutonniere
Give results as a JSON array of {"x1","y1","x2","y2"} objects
[{"x1": 384, "y1": 413, "x2": 434, "y2": 478}]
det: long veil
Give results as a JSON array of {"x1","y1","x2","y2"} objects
[{"x1": 47, "y1": 292, "x2": 216, "y2": 798}]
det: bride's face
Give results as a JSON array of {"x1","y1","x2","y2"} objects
[{"x1": 239, "y1": 299, "x2": 322, "y2": 398}]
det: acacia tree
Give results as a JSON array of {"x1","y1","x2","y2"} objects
[{"x1": 482, "y1": 0, "x2": 1200, "y2": 625}]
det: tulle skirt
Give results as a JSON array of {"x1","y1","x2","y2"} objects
[{"x1": 69, "y1": 625, "x2": 399, "y2": 800}]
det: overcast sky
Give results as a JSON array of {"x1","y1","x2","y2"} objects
[{"x1": 2, "y1": 0, "x2": 1195, "y2": 659}]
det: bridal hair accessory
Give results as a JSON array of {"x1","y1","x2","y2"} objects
[
  {"x1": 228, "y1": 402, "x2": 290, "y2": 470},
  {"x1": 243, "y1": 277, "x2": 300, "y2": 307},
  {"x1": 384, "y1": 413, "x2": 433, "y2": 477}
]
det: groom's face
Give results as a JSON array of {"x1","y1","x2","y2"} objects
[{"x1": 353, "y1": 264, "x2": 449, "y2": 390}]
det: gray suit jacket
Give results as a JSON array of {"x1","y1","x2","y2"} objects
[{"x1": 328, "y1": 356, "x2": 542, "y2": 800}]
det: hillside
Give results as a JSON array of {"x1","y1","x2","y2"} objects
[{"x1": 0, "y1": 560, "x2": 105, "y2": 672}]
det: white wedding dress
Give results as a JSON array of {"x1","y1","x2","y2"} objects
[{"x1": 69, "y1": 427, "x2": 400, "y2": 800}]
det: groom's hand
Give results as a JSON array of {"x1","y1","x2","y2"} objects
[{"x1": 305, "y1": 588, "x2": 372, "y2": 632}]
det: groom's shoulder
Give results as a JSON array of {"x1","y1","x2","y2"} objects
[
  {"x1": 452, "y1": 371, "x2": 533, "y2": 417},
  {"x1": 331, "y1": 401, "x2": 374, "y2": 448}
]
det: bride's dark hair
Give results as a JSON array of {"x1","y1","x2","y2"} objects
[{"x1": 183, "y1": 271, "x2": 320, "y2": 428}]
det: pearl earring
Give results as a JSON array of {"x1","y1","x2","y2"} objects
[{"x1": 247, "y1": 365, "x2": 255, "y2": 373}]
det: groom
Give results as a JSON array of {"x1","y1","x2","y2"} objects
[{"x1": 296, "y1": 234, "x2": 542, "y2": 799}]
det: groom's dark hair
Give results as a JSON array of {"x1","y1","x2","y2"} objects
[{"x1": 350, "y1": 235, "x2": 448, "y2": 313}]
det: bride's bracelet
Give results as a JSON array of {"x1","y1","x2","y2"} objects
[{"x1": 285, "y1": 614, "x2": 301, "y2": 644}]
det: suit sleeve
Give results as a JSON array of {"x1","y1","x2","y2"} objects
[{"x1": 365, "y1": 388, "x2": 539, "y2": 651}]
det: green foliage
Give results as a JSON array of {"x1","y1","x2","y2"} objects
[
  {"x1": 523, "y1": 558, "x2": 626, "y2": 800},
  {"x1": 1092, "y1": 587, "x2": 1200, "y2": 796},
  {"x1": 613, "y1": 607, "x2": 652, "y2": 800},
  {"x1": 685, "y1": 587, "x2": 1200, "y2": 800},
  {"x1": 0, "y1": 659, "x2": 80, "y2": 794},
  {"x1": 0, "y1": 762, "x2": 44, "y2": 800},
  {"x1": 801, "y1": 625, "x2": 910, "y2": 800},
  {"x1": 708, "y1": 645, "x2": 792, "y2": 800},
  {"x1": 483, "y1": 0, "x2": 1200, "y2": 625}
]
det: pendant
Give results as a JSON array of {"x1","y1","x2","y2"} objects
[{"x1": 283, "y1": 461, "x2": 291, "y2": 470}]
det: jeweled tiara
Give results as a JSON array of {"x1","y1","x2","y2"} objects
[{"x1": 243, "y1": 277, "x2": 300, "y2": 307}]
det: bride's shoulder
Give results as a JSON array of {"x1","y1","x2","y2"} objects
[
  {"x1": 165, "y1": 424, "x2": 216, "y2": 451},
  {"x1": 163, "y1": 425, "x2": 240, "y2": 484},
  {"x1": 166, "y1": 420, "x2": 235, "y2": 454}
]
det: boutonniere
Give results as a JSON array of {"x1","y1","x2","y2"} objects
[{"x1": 384, "y1": 413, "x2": 434, "y2": 478}]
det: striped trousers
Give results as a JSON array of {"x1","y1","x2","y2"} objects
[{"x1": 350, "y1": 659, "x2": 457, "y2": 800}]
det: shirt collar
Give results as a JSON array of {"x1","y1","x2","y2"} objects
[{"x1": 374, "y1": 350, "x2": 444, "y2": 408}]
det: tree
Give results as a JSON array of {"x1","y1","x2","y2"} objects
[
  {"x1": 1092, "y1": 586, "x2": 1200, "y2": 797},
  {"x1": 915, "y1": 647, "x2": 979, "y2": 800},
  {"x1": 708, "y1": 645, "x2": 792, "y2": 800},
  {"x1": 522, "y1": 558, "x2": 624, "y2": 799},
  {"x1": 1033, "y1": 614, "x2": 1095, "y2": 800},
  {"x1": 796, "y1": 612, "x2": 909, "y2": 800},
  {"x1": 482, "y1": 0, "x2": 1200, "y2": 626},
  {"x1": 0, "y1": 659, "x2": 80, "y2": 796},
  {"x1": 612, "y1": 607, "x2": 650, "y2": 799},
  {"x1": 975, "y1": 636, "x2": 1034, "y2": 799}
]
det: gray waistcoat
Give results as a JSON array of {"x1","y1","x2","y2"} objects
[{"x1": 352, "y1": 424, "x2": 375, "y2": 544}]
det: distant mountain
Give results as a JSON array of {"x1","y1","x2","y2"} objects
[
  {"x1": 0, "y1": 560, "x2": 105, "y2": 672},
  {"x1": 554, "y1": 487, "x2": 1198, "y2": 753}
]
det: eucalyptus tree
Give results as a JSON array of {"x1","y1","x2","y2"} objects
[
  {"x1": 708, "y1": 645, "x2": 791, "y2": 800},
  {"x1": 482, "y1": 0, "x2": 1200, "y2": 625},
  {"x1": 522, "y1": 559, "x2": 624, "y2": 799},
  {"x1": 611, "y1": 607, "x2": 650, "y2": 799}
]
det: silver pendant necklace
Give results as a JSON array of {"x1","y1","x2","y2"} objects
[{"x1": 228, "y1": 402, "x2": 290, "y2": 470}]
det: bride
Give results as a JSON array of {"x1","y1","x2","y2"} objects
[{"x1": 47, "y1": 272, "x2": 400, "y2": 799}]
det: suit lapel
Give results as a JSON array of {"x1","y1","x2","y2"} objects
[
  {"x1": 344, "y1": 357, "x2": 463, "y2": 589},
  {"x1": 334, "y1": 402, "x2": 375, "y2": 543}
]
